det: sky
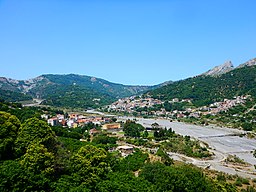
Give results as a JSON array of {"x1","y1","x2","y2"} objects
[{"x1": 0, "y1": 0, "x2": 255, "y2": 85}]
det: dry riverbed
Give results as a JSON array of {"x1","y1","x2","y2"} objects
[{"x1": 119, "y1": 116, "x2": 256, "y2": 178}]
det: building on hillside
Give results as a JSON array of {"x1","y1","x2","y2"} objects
[
  {"x1": 48, "y1": 118, "x2": 58, "y2": 126},
  {"x1": 59, "y1": 119, "x2": 67, "y2": 126},
  {"x1": 89, "y1": 128, "x2": 101, "y2": 135},
  {"x1": 67, "y1": 119, "x2": 75, "y2": 128},
  {"x1": 72, "y1": 123, "x2": 78, "y2": 128},
  {"x1": 41, "y1": 114, "x2": 49, "y2": 120},
  {"x1": 69, "y1": 113, "x2": 79, "y2": 120},
  {"x1": 117, "y1": 146, "x2": 134, "y2": 157},
  {"x1": 102, "y1": 123, "x2": 121, "y2": 130}
]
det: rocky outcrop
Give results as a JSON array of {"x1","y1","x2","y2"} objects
[
  {"x1": 201, "y1": 61, "x2": 234, "y2": 77},
  {"x1": 237, "y1": 58, "x2": 256, "y2": 68}
]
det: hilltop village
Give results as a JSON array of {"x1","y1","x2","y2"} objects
[{"x1": 106, "y1": 95, "x2": 249, "y2": 118}]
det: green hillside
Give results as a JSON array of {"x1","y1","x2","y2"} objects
[
  {"x1": 147, "y1": 66, "x2": 256, "y2": 106},
  {"x1": 0, "y1": 90, "x2": 32, "y2": 102},
  {"x1": 40, "y1": 74, "x2": 152, "y2": 98},
  {"x1": 0, "y1": 74, "x2": 157, "y2": 108},
  {"x1": 40, "y1": 84, "x2": 115, "y2": 109}
]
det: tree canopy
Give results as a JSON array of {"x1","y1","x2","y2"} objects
[
  {"x1": 123, "y1": 120, "x2": 145, "y2": 138},
  {"x1": 0, "y1": 111, "x2": 21, "y2": 160},
  {"x1": 15, "y1": 117, "x2": 57, "y2": 156}
]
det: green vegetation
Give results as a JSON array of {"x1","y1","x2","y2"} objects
[
  {"x1": 122, "y1": 121, "x2": 211, "y2": 158},
  {"x1": 0, "y1": 100, "x2": 64, "y2": 123},
  {"x1": 0, "y1": 111, "x2": 21, "y2": 160},
  {"x1": 161, "y1": 135, "x2": 211, "y2": 158},
  {"x1": 153, "y1": 127, "x2": 175, "y2": 141},
  {"x1": 123, "y1": 120, "x2": 145, "y2": 137},
  {"x1": 0, "y1": 74, "x2": 155, "y2": 108},
  {"x1": 181, "y1": 97, "x2": 256, "y2": 131},
  {"x1": 147, "y1": 66, "x2": 256, "y2": 107},
  {"x1": 140, "y1": 162, "x2": 215, "y2": 192},
  {"x1": 0, "y1": 89, "x2": 32, "y2": 102},
  {"x1": 0, "y1": 105, "x2": 255, "y2": 191},
  {"x1": 113, "y1": 149, "x2": 149, "y2": 172},
  {"x1": 225, "y1": 155, "x2": 248, "y2": 165},
  {"x1": 40, "y1": 84, "x2": 115, "y2": 109},
  {"x1": 15, "y1": 117, "x2": 57, "y2": 156}
]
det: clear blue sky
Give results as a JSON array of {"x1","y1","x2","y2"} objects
[{"x1": 0, "y1": 0, "x2": 255, "y2": 85}]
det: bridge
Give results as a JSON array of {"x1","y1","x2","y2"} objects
[{"x1": 198, "y1": 133, "x2": 245, "y2": 139}]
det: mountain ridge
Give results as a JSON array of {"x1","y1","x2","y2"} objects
[
  {"x1": 200, "y1": 58, "x2": 256, "y2": 77},
  {"x1": 147, "y1": 63, "x2": 256, "y2": 107},
  {"x1": 0, "y1": 57, "x2": 255, "y2": 108},
  {"x1": 0, "y1": 74, "x2": 170, "y2": 107},
  {"x1": 201, "y1": 60, "x2": 234, "y2": 77}
]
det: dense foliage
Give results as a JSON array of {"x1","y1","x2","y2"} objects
[
  {"x1": 41, "y1": 74, "x2": 152, "y2": 98},
  {"x1": 0, "y1": 112, "x2": 21, "y2": 160},
  {"x1": 147, "y1": 66, "x2": 256, "y2": 107},
  {"x1": 162, "y1": 135, "x2": 211, "y2": 158},
  {"x1": 40, "y1": 84, "x2": 115, "y2": 109},
  {"x1": 123, "y1": 120, "x2": 145, "y2": 137},
  {"x1": 0, "y1": 100, "x2": 63, "y2": 123},
  {"x1": 0, "y1": 107, "x2": 254, "y2": 191},
  {"x1": 0, "y1": 74, "x2": 154, "y2": 108},
  {"x1": 0, "y1": 89, "x2": 32, "y2": 102}
]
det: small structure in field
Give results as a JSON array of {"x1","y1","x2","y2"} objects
[
  {"x1": 102, "y1": 123, "x2": 121, "y2": 130},
  {"x1": 117, "y1": 145, "x2": 134, "y2": 157}
]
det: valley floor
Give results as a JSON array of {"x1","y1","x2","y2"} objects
[{"x1": 118, "y1": 116, "x2": 256, "y2": 179}]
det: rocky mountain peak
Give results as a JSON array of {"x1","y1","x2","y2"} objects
[
  {"x1": 237, "y1": 58, "x2": 256, "y2": 69},
  {"x1": 201, "y1": 60, "x2": 234, "y2": 77}
]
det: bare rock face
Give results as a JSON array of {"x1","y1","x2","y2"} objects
[
  {"x1": 201, "y1": 61, "x2": 234, "y2": 77},
  {"x1": 237, "y1": 58, "x2": 256, "y2": 68}
]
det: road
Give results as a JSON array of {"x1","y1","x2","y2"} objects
[
  {"x1": 22, "y1": 99, "x2": 43, "y2": 107},
  {"x1": 119, "y1": 116, "x2": 256, "y2": 178}
]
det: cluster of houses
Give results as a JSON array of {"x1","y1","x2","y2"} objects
[
  {"x1": 202, "y1": 96, "x2": 248, "y2": 115},
  {"x1": 42, "y1": 113, "x2": 120, "y2": 129},
  {"x1": 107, "y1": 96, "x2": 163, "y2": 113},
  {"x1": 107, "y1": 95, "x2": 249, "y2": 119}
]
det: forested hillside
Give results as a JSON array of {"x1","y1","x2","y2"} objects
[
  {"x1": 0, "y1": 89, "x2": 32, "y2": 102},
  {"x1": 0, "y1": 103, "x2": 253, "y2": 191},
  {"x1": 147, "y1": 66, "x2": 256, "y2": 106},
  {"x1": 0, "y1": 74, "x2": 158, "y2": 108}
]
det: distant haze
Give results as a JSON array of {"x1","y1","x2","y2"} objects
[{"x1": 0, "y1": 0, "x2": 255, "y2": 85}]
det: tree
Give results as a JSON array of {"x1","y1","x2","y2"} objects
[
  {"x1": 156, "y1": 148, "x2": 173, "y2": 166},
  {"x1": 241, "y1": 122, "x2": 253, "y2": 131},
  {"x1": 113, "y1": 150, "x2": 149, "y2": 172},
  {"x1": 142, "y1": 130, "x2": 149, "y2": 138},
  {"x1": 96, "y1": 172, "x2": 154, "y2": 192},
  {"x1": 123, "y1": 120, "x2": 145, "y2": 138},
  {"x1": 111, "y1": 117, "x2": 117, "y2": 122},
  {"x1": 0, "y1": 112, "x2": 21, "y2": 160},
  {"x1": 15, "y1": 117, "x2": 56, "y2": 156},
  {"x1": 0, "y1": 160, "x2": 26, "y2": 191},
  {"x1": 20, "y1": 143, "x2": 55, "y2": 175},
  {"x1": 151, "y1": 122, "x2": 160, "y2": 130},
  {"x1": 69, "y1": 145, "x2": 110, "y2": 189},
  {"x1": 0, "y1": 143, "x2": 55, "y2": 192},
  {"x1": 92, "y1": 134, "x2": 117, "y2": 145},
  {"x1": 140, "y1": 163, "x2": 214, "y2": 192}
]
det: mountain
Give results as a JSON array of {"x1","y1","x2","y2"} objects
[
  {"x1": 147, "y1": 58, "x2": 256, "y2": 107},
  {"x1": 237, "y1": 58, "x2": 256, "y2": 68},
  {"x1": 0, "y1": 74, "x2": 157, "y2": 108},
  {"x1": 157, "y1": 80, "x2": 173, "y2": 87},
  {"x1": 1, "y1": 57, "x2": 254, "y2": 108},
  {"x1": 201, "y1": 61, "x2": 234, "y2": 77}
]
